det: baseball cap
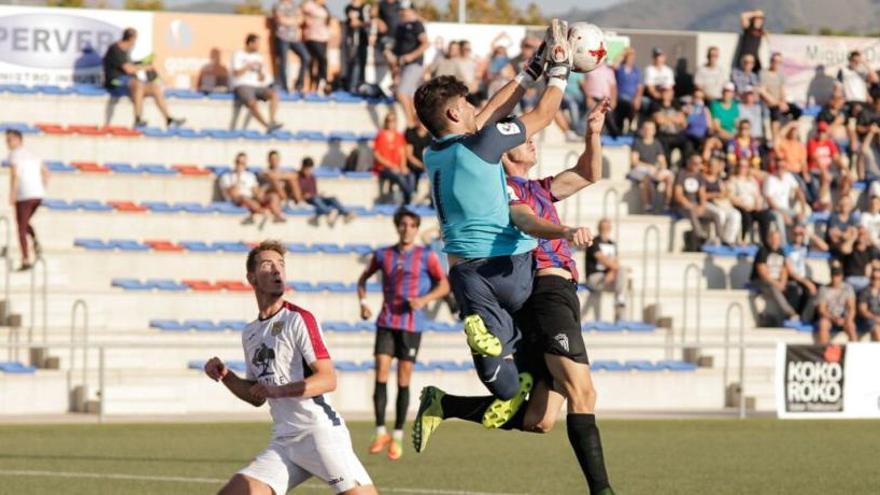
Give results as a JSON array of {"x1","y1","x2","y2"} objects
[
  {"x1": 743, "y1": 85, "x2": 755, "y2": 93},
  {"x1": 652, "y1": 47, "x2": 664, "y2": 57},
  {"x1": 722, "y1": 82, "x2": 735, "y2": 92},
  {"x1": 817, "y1": 121, "x2": 829, "y2": 132},
  {"x1": 400, "y1": 0, "x2": 414, "y2": 9}
]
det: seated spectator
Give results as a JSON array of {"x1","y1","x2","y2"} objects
[
  {"x1": 837, "y1": 227, "x2": 879, "y2": 292},
  {"x1": 693, "y1": 46, "x2": 726, "y2": 101},
  {"x1": 196, "y1": 48, "x2": 230, "y2": 94},
  {"x1": 630, "y1": 120, "x2": 673, "y2": 212},
  {"x1": 373, "y1": 113, "x2": 413, "y2": 205},
  {"x1": 728, "y1": 158, "x2": 774, "y2": 244},
  {"x1": 751, "y1": 228, "x2": 802, "y2": 324},
  {"x1": 404, "y1": 120, "x2": 431, "y2": 189},
  {"x1": 674, "y1": 155, "x2": 721, "y2": 246},
  {"x1": 427, "y1": 41, "x2": 464, "y2": 80},
  {"x1": 816, "y1": 91, "x2": 854, "y2": 152},
  {"x1": 826, "y1": 195, "x2": 859, "y2": 254},
  {"x1": 261, "y1": 150, "x2": 303, "y2": 205},
  {"x1": 103, "y1": 28, "x2": 185, "y2": 128},
  {"x1": 858, "y1": 120, "x2": 880, "y2": 181},
  {"x1": 762, "y1": 53, "x2": 802, "y2": 138},
  {"x1": 652, "y1": 84, "x2": 692, "y2": 167},
  {"x1": 298, "y1": 157, "x2": 354, "y2": 225},
  {"x1": 838, "y1": 50, "x2": 878, "y2": 107},
  {"x1": 808, "y1": 121, "x2": 852, "y2": 209},
  {"x1": 614, "y1": 47, "x2": 643, "y2": 134},
  {"x1": 683, "y1": 89, "x2": 712, "y2": 155},
  {"x1": 738, "y1": 86, "x2": 765, "y2": 141},
  {"x1": 584, "y1": 218, "x2": 629, "y2": 321},
  {"x1": 815, "y1": 261, "x2": 858, "y2": 344},
  {"x1": 730, "y1": 54, "x2": 760, "y2": 96},
  {"x1": 220, "y1": 152, "x2": 284, "y2": 224},
  {"x1": 785, "y1": 224, "x2": 824, "y2": 321},
  {"x1": 774, "y1": 121, "x2": 813, "y2": 202},
  {"x1": 710, "y1": 83, "x2": 740, "y2": 142},
  {"x1": 859, "y1": 190, "x2": 880, "y2": 247},
  {"x1": 856, "y1": 267, "x2": 880, "y2": 341},
  {"x1": 644, "y1": 47, "x2": 675, "y2": 102},
  {"x1": 726, "y1": 119, "x2": 762, "y2": 170},
  {"x1": 232, "y1": 34, "x2": 282, "y2": 133},
  {"x1": 763, "y1": 162, "x2": 808, "y2": 245},
  {"x1": 702, "y1": 155, "x2": 742, "y2": 246}
]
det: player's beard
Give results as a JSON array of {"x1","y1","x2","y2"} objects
[{"x1": 269, "y1": 290, "x2": 285, "y2": 299}]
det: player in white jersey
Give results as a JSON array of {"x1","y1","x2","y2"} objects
[{"x1": 205, "y1": 240, "x2": 376, "y2": 495}]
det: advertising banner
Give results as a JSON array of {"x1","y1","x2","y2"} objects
[
  {"x1": 777, "y1": 343, "x2": 880, "y2": 419},
  {"x1": 0, "y1": 5, "x2": 153, "y2": 86}
]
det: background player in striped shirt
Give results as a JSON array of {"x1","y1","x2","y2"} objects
[
  {"x1": 356, "y1": 208, "x2": 450, "y2": 460},
  {"x1": 205, "y1": 241, "x2": 376, "y2": 495}
]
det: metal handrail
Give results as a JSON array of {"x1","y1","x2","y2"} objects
[
  {"x1": 28, "y1": 256, "x2": 48, "y2": 345},
  {"x1": 70, "y1": 299, "x2": 89, "y2": 389},
  {"x1": 722, "y1": 302, "x2": 747, "y2": 419},
  {"x1": 640, "y1": 224, "x2": 661, "y2": 314},
  {"x1": 681, "y1": 263, "x2": 703, "y2": 345},
  {"x1": 601, "y1": 187, "x2": 621, "y2": 245},
  {"x1": 0, "y1": 215, "x2": 11, "y2": 323}
]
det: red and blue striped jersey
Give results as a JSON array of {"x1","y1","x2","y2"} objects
[
  {"x1": 366, "y1": 245, "x2": 446, "y2": 332},
  {"x1": 506, "y1": 176, "x2": 579, "y2": 280}
]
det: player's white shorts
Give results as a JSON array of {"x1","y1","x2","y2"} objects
[{"x1": 238, "y1": 424, "x2": 372, "y2": 494}]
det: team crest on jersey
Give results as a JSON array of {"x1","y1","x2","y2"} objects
[
  {"x1": 271, "y1": 320, "x2": 284, "y2": 336},
  {"x1": 554, "y1": 333, "x2": 570, "y2": 353},
  {"x1": 496, "y1": 121, "x2": 520, "y2": 136},
  {"x1": 506, "y1": 185, "x2": 520, "y2": 201},
  {"x1": 252, "y1": 343, "x2": 276, "y2": 377}
]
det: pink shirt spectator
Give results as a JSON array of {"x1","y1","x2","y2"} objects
[
  {"x1": 302, "y1": 0, "x2": 330, "y2": 42},
  {"x1": 582, "y1": 64, "x2": 616, "y2": 99}
]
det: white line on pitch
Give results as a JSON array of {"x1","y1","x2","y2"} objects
[{"x1": 0, "y1": 469, "x2": 525, "y2": 495}]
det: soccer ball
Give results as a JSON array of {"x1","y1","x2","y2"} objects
[{"x1": 568, "y1": 22, "x2": 607, "y2": 73}]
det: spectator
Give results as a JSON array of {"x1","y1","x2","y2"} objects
[
  {"x1": 373, "y1": 0, "x2": 401, "y2": 56},
  {"x1": 583, "y1": 62, "x2": 619, "y2": 136},
  {"x1": 826, "y1": 195, "x2": 858, "y2": 254},
  {"x1": 734, "y1": 10, "x2": 767, "y2": 72},
  {"x1": 710, "y1": 82, "x2": 740, "y2": 142},
  {"x1": 630, "y1": 120, "x2": 673, "y2": 212},
  {"x1": 298, "y1": 157, "x2": 354, "y2": 224},
  {"x1": 838, "y1": 50, "x2": 879, "y2": 106},
  {"x1": 427, "y1": 41, "x2": 464, "y2": 80},
  {"x1": 694, "y1": 46, "x2": 726, "y2": 101},
  {"x1": 815, "y1": 261, "x2": 858, "y2": 344},
  {"x1": 674, "y1": 155, "x2": 721, "y2": 246},
  {"x1": 859, "y1": 190, "x2": 880, "y2": 247},
  {"x1": 273, "y1": 0, "x2": 310, "y2": 93},
  {"x1": 762, "y1": 52, "x2": 802, "y2": 138},
  {"x1": 858, "y1": 118, "x2": 880, "y2": 182},
  {"x1": 508, "y1": 35, "x2": 540, "y2": 73},
  {"x1": 730, "y1": 54, "x2": 760, "y2": 96},
  {"x1": 816, "y1": 91, "x2": 854, "y2": 151},
  {"x1": 261, "y1": 150, "x2": 303, "y2": 205},
  {"x1": 726, "y1": 119, "x2": 761, "y2": 170},
  {"x1": 738, "y1": 86, "x2": 765, "y2": 140},
  {"x1": 343, "y1": 0, "x2": 371, "y2": 93},
  {"x1": 763, "y1": 161, "x2": 808, "y2": 245},
  {"x1": 5, "y1": 130, "x2": 46, "y2": 271},
  {"x1": 302, "y1": 0, "x2": 331, "y2": 93},
  {"x1": 196, "y1": 48, "x2": 230, "y2": 94},
  {"x1": 837, "y1": 227, "x2": 879, "y2": 292},
  {"x1": 390, "y1": 2, "x2": 429, "y2": 128},
  {"x1": 613, "y1": 47, "x2": 643, "y2": 134},
  {"x1": 785, "y1": 224, "x2": 824, "y2": 321},
  {"x1": 807, "y1": 121, "x2": 852, "y2": 209},
  {"x1": 486, "y1": 42, "x2": 510, "y2": 80},
  {"x1": 103, "y1": 28, "x2": 185, "y2": 128},
  {"x1": 457, "y1": 40, "x2": 479, "y2": 91},
  {"x1": 404, "y1": 120, "x2": 431, "y2": 193},
  {"x1": 644, "y1": 47, "x2": 675, "y2": 102},
  {"x1": 683, "y1": 89, "x2": 713, "y2": 154},
  {"x1": 232, "y1": 34, "x2": 282, "y2": 133},
  {"x1": 220, "y1": 152, "x2": 284, "y2": 225},
  {"x1": 774, "y1": 121, "x2": 812, "y2": 201},
  {"x1": 673, "y1": 58, "x2": 694, "y2": 99},
  {"x1": 703, "y1": 155, "x2": 742, "y2": 246},
  {"x1": 561, "y1": 71, "x2": 588, "y2": 140},
  {"x1": 856, "y1": 267, "x2": 880, "y2": 341},
  {"x1": 373, "y1": 113, "x2": 413, "y2": 204},
  {"x1": 728, "y1": 158, "x2": 774, "y2": 244},
  {"x1": 751, "y1": 228, "x2": 801, "y2": 324},
  {"x1": 584, "y1": 218, "x2": 629, "y2": 321},
  {"x1": 651, "y1": 83, "x2": 692, "y2": 166}
]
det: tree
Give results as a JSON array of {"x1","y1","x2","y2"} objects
[
  {"x1": 437, "y1": 0, "x2": 544, "y2": 25},
  {"x1": 235, "y1": 0, "x2": 264, "y2": 15},
  {"x1": 124, "y1": 0, "x2": 163, "y2": 10},
  {"x1": 519, "y1": 2, "x2": 545, "y2": 25},
  {"x1": 783, "y1": 27, "x2": 811, "y2": 35},
  {"x1": 47, "y1": 0, "x2": 86, "y2": 6}
]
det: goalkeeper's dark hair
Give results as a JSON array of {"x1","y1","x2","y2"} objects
[{"x1": 414, "y1": 76, "x2": 469, "y2": 138}]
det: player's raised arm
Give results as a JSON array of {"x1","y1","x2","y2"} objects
[
  {"x1": 550, "y1": 98, "x2": 611, "y2": 201},
  {"x1": 474, "y1": 41, "x2": 544, "y2": 130},
  {"x1": 518, "y1": 20, "x2": 572, "y2": 139},
  {"x1": 204, "y1": 357, "x2": 265, "y2": 407},
  {"x1": 509, "y1": 203, "x2": 593, "y2": 248}
]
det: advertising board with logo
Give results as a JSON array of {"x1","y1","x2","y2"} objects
[
  {"x1": 0, "y1": 5, "x2": 153, "y2": 86},
  {"x1": 776, "y1": 343, "x2": 880, "y2": 419}
]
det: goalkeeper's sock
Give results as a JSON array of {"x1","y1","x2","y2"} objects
[
  {"x1": 567, "y1": 413, "x2": 614, "y2": 495},
  {"x1": 439, "y1": 394, "x2": 526, "y2": 430}
]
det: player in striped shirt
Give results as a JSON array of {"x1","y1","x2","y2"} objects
[
  {"x1": 356, "y1": 208, "x2": 450, "y2": 460},
  {"x1": 205, "y1": 241, "x2": 376, "y2": 495}
]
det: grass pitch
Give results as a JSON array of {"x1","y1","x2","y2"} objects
[{"x1": 0, "y1": 418, "x2": 877, "y2": 494}]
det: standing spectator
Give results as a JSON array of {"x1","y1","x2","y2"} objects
[
  {"x1": 674, "y1": 155, "x2": 721, "y2": 246},
  {"x1": 231, "y1": 34, "x2": 282, "y2": 133},
  {"x1": 858, "y1": 119, "x2": 880, "y2": 182},
  {"x1": 859, "y1": 190, "x2": 880, "y2": 247},
  {"x1": 763, "y1": 162, "x2": 808, "y2": 245},
  {"x1": 683, "y1": 89, "x2": 713, "y2": 154},
  {"x1": 734, "y1": 10, "x2": 767, "y2": 72},
  {"x1": 837, "y1": 227, "x2": 879, "y2": 292},
  {"x1": 103, "y1": 28, "x2": 185, "y2": 128},
  {"x1": 751, "y1": 228, "x2": 801, "y2": 324},
  {"x1": 694, "y1": 46, "x2": 726, "y2": 101},
  {"x1": 808, "y1": 121, "x2": 852, "y2": 209},
  {"x1": 404, "y1": 120, "x2": 431, "y2": 193},
  {"x1": 5, "y1": 130, "x2": 46, "y2": 271},
  {"x1": 728, "y1": 158, "x2": 774, "y2": 244},
  {"x1": 583, "y1": 62, "x2": 619, "y2": 136},
  {"x1": 584, "y1": 218, "x2": 629, "y2": 321},
  {"x1": 298, "y1": 157, "x2": 355, "y2": 225},
  {"x1": 738, "y1": 86, "x2": 765, "y2": 141},
  {"x1": 815, "y1": 261, "x2": 858, "y2": 344},
  {"x1": 220, "y1": 152, "x2": 284, "y2": 224},
  {"x1": 427, "y1": 41, "x2": 464, "y2": 80},
  {"x1": 273, "y1": 0, "x2": 310, "y2": 93},
  {"x1": 825, "y1": 196, "x2": 859, "y2": 255},
  {"x1": 373, "y1": 113, "x2": 413, "y2": 204},
  {"x1": 374, "y1": 0, "x2": 401, "y2": 56},
  {"x1": 391, "y1": 3, "x2": 429, "y2": 128},
  {"x1": 357, "y1": 208, "x2": 450, "y2": 461},
  {"x1": 762, "y1": 52, "x2": 802, "y2": 138},
  {"x1": 614, "y1": 47, "x2": 643, "y2": 134},
  {"x1": 726, "y1": 119, "x2": 762, "y2": 170},
  {"x1": 644, "y1": 47, "x2": 675, "y2": 102},
  {"x1": 775, "y1": 121, "x2": 813, "y2": 201},
  {"x1": 730, "y1": 54, "x2": 761, "y2": 96},
  {"x1": 856, "y1": 267, "x2": 880, "y2": 341},
  {"x1": 457, "y1": 40, "x2": 479, "y2": 92},
  {"x1": 702, "y1": 155, "x2": 742, "y2": 246},
  {"x1": 196, "y1": 48, "x2": 230, "y2": 94},
  {"x1": 651, "y1": 84, "x2": 692, "y2": 167},
  {"x1": 630, "y1": 120, "x2": 673, "y2": 212},
  {"x1": 561, "y1": 71, "x2": 588, "y2": 140},
  {"x1": 302, "y1": 0, "x2": 331, "y2": 93},
  {"x1": 343, "y1": 0, "x2": 371, "y2": 94},
  {"x1": 838, "y1": 50, "x2": 879, "y2": 106},
  {"x1": 710, "y1": 83, "x2": 740, "y2": 142},
  {"x1": 261, "y1": 149, "x2": 303, "y2": 205}
]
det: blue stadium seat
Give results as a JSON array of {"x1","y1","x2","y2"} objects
[
  {"x1": 313, "y1": 167, "x2": 343, "y2": 178},
  {"x1": 318, "y1": 282, "x2": 355, "y2": 293},
  {"x1": 618, "y1": 321, "x2": 657, "y2": 332},
  {"x1": 783, "y1": 319, "x2": 815, "y2": 333},
  {"x1": 807, "y1": 250, "x2": 832, "y2": 260},
  {"x1": 188, "y1": 360, "x2": 204, "y2": 370},
  {"x1": 241, "y1": 129, "x2": 273, "y2": 141},
  {"x1": 226, "y1": 361, "x2": 248, "y2": 373},
  {"x1": 207, "y1": 92, "x2": 234, "y2": 101},
  {"x1": 335, "y1": 360, "x2": 365, "y2": 372},
  {"x1": 212, "y1": 202, "x2": 248, "y2": 215},
  {"x1": 205, "y1": 129, "x2": 241, "y2": 140},
  {"x1": 74, "y1": 238, "x2": 113, "y2": 250},
  {"x1": 35, "y1": 84, "x2": 74, "y2": 95},
  {"x1": 185, "y1": 319, "x2": 223, "y2": 332},
  {"x1": 355, "y1": 321, "x2": 377, "y2": 332},
  {"x1": 45, "y1": 161, "x2": 76, "y2": 173},
  {"x1": 322, "y1": 321, "x2": 353, "y2": 332},
  {"x1": 139, "y1": 163, "x2": 178, "y2": 175},
  {"x1": 176, "y1": 202, "x2": 214, "y2": 214},
  {"x1": 43, "y1": 199, "x2": 78, "y2": 211},
  {"x1": 279, "y1": 91, "x2": 302, "y2": 102},
  {"x1": 0, "y1": 84, "x2": 37, "y2": 94},
  {"x1": 166, "y1": 89, "x2": 204, "y2": 100},
  {"x1": 150, "y1": 319, "x2": 187, "y2": 332},
  {"x1": 328, "y1": 131, "x2": 359, "y2": 142},
  {"x1": 212, "y1": 241, "x2": 251, "y2": 253},
  {"x1": 297, "y1": 130, "x2": 327, "y2": 141},
  {"x1": 625, "y1": 360, "x2": 663, "y2": 372},
  {"x1": 313, "y1": 243, "x2": 345, "y2": 254},
  {"x1": 284, "y1": 206, "x2": 317, "y2": 216},
  {"x1": 108, "y1": 239, "x2": 149, "y2": 251},
  {"x1": 290, "y1": 281, "x2": 319, "y2": 292},
  {"x1": 344, "y1": 171, "x2": 374, "y2": 180},
  {"x1": 73, "y1": 85, "x2": 108, "y2": 97},
  {"x1": 141, "y1": 127, "x2": 173, "y2": 138},
  {"x1": 112, "y1": 278, "x2": 150, "y2": 290},
  {"x1": 286, "y1": 243, "x2": 316, "y2": 253},
  {"x1": 358, "y1": 131, "x2": 377, "y2": 141},
  {"x1": 658, "y1": 360, "x2": 698, "y2": 372},
  {"x1": 148, "y1": 279, "x2": 189, "y2": 291},
  {"x1": 414, "y1": 361, "x2": 435, "y2": 372},
  {"x1": 0, "y1": 361, "x2": 37, "y2": 374},
  {"x1": 71, "y1": 199, "x2": 113, "y2": 212},
  {"x1": 142, "y1": 201, "x2": 184, "y2": 213},
  {"x1": 365, "y1": 282, "x2": 382, "y2": 293},
  {"x1": 592, "y1": 360, "x2": 626, "y2": 372},
  {"x1": 107, "y1": 162, "x2": 141, "y2": 174},
  {"x1": 585, "y1": 321, "x2": 622, "y2": 332},
  {"x1": 219, "y1": 320, "x2": 248, "y2": 332},
  {"x1": 180, "y1": 241, "x2": 218, "y2": 252},
  {"x1": 702, "y1": 244, "x2": 737, "y2": 256},
  {"x1": 344, "y1": 243, "x2": 374, "y2": 255}
]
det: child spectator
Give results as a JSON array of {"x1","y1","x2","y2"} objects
[
  {"x1": 298, "y1": 157, "x2": 354, "y2": 225},
  {"x1": 726, "y1": 120, "x2": 762, "y2": 170}
]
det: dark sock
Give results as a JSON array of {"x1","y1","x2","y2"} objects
[
  {"x1": 439, "y1": 394, "x2": 526, "y2": 431},
  {"x1": 567, "y1": 414, "x2": 613, "y2": 494},
  {"x1": 394, "y1": 386, "x2": 409, "y2": 430},
  {"x1": 373, "y1": 381, "x2": 387, "y2": 428}
]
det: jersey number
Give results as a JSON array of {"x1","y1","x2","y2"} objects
[{"x1": 432, "y1": 170, "x2": 447, "y2": 224}]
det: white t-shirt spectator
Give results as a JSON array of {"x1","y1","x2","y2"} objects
[
  {"x1": 859, "y1": 211, "x2": 880, "y2": 246},
  {"x1": 231, "y1": 50, "x2": 266, "y2": 88},
  {"x1": 8, "y1": 148, "x2": 45, "y2": 201},
  {"x1": 763, "y1": 172, "x2": 798, "y2": 210},
  {"x1": 644, "y1": 64, "x2": 675, "y2": 89},
  {"x1": 220, "y1": 170, "x2": 259, "y2": 200},
  {"x1": 694, "y1": 65, "x2": 726, "y2": 100},
  {"x1": 837, "y1": 66, "x2": 869, "y2": 103}
]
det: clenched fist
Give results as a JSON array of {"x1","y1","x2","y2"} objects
[
  {"x1": 204, "y1": 357, "x2": 228, "y2": 382},
  {"x1": 565, "y1": 226, "x2": 593, "y2": 248}
]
